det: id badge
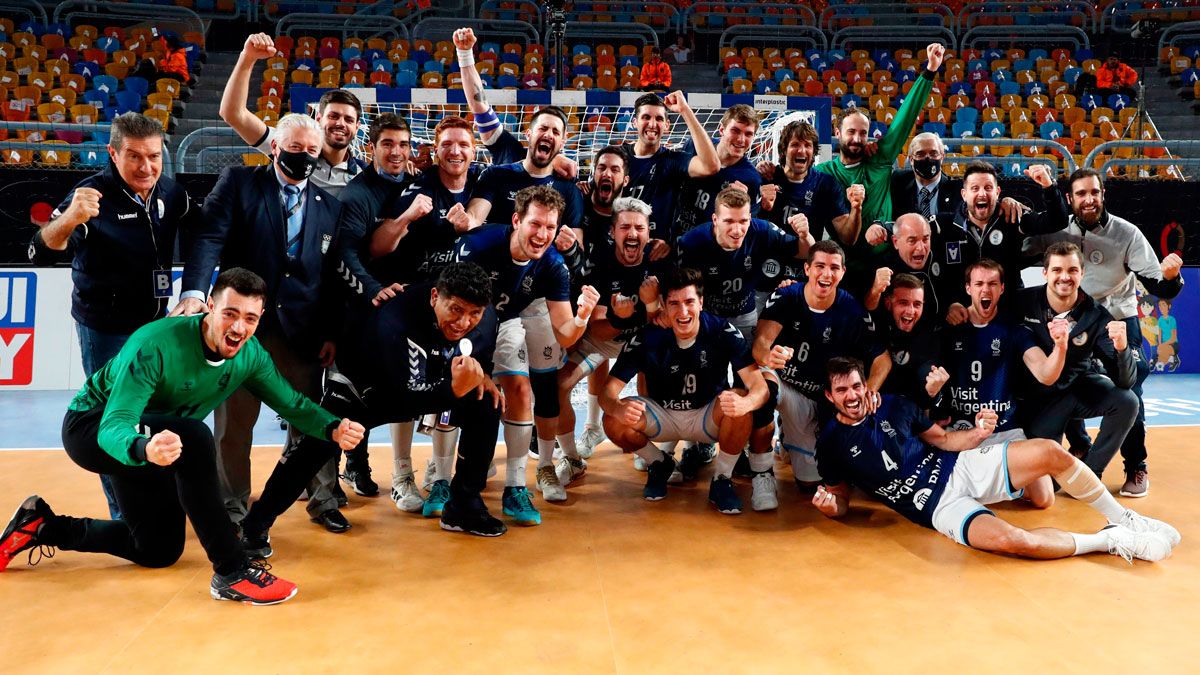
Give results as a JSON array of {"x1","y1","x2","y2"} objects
[{"x1": 152, "y1": 270, "x2": 173, "y2": 298}]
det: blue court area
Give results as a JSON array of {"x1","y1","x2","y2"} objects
[{"x1": 2, "y1": 375, "x2": 1199, "y2": 450}]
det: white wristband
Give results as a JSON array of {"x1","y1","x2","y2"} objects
[
  {"x1": 457, "y1": 48, "x2": 474, "y2": 68},
  {"x1": 573, "y1": 315, "x2": 588, "y2": 328}
]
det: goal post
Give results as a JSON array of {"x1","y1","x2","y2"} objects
[{"x1": 288, "y1": 87, "x2": 833, "y2": 169}]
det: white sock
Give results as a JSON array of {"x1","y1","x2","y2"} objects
[
  {"x1": 658, "y1": 440, "x2": 679, "y2": 457},
  {"x1": 713, "y1": 450, "x2": 738, "y2": 480},
  {"x1": 391, "y1": 421, "x2": 414, "y2": 478},
  {"x1": 557, "y1": 433, "x2": 580, "y2": 459},
  {"x1": 586, "y1": 394, "x2": 601, "y2": 427},
  {"x1": 503, "y1": 420, "x2": 533, "y2": 487},
  {"x1": 432, "y1": 427, "x2": 458, "y2": 482},
  {"x1": 536, "y1": 438, "x2": 557, "y2": 468},
  {"x1": 635, "y1": 443, "x2": 665, "y2": 464},
  {"x1": 749, "y1": 451, "x2": 773, "y2": 474},
  {"x1": 1071, "y1": 529, "x2": 1112, "y2": 555}
]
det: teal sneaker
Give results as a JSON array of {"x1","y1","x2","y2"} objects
[
  {"x1": 422, "y1": 480, "x2": 452, "y2": 518},
  {"x1": 501, "y1": 486, "x2": 542, "y2": 526}
]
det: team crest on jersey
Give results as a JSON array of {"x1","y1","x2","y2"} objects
[
  {"x1": 1072, "y1": 331, "x2": 1088, "y2": 346},
  {"x1": 946, "y1": 241, "x2": 961, "y2": 263},
  {"x1": 217, "y1": 372, "x2": 232, "y2": 391},
  {"x1": 699, "y1": 351, "x2": 708, "y2": 368},
  {"x1": 991, "y1": 338, "x2": 1002, "y2": 356},
  {"x1": 931, "y1": 262, "x2": 941, "y2": 277},
  {"x1": 521, "y1": 275, "x2": 534, "y2": 293},
  {"x1": 321, "y1": 233, "x2": 332, "y2": 254},
  {"x1": 989, "y1": 230, "x2": 1004, "y2": 245},
  {"x1": 822, "y1": 326, "x2": 832, "y2": 343},
  {"x1": 518, "y1": 346, "x2": 527, "y2": 361},
  {"x1": 913, "y1": 488, "x2": 932, "y2": 510},
  {"x1": 762, "y1": 259, "x2": 781, "y2": 278},
  {"x1": 743, "y1": 256, "x2": 753, "y2": 270},
  {"x1": 805, "y1": 190, "x2": 814, "y2": 205},
  {"x1": 893, "y1": 350, "x2": 910, "y2": 365},
  {"x1": 670, "y1": 365, "x2": 679, "y2": 373},
  {"x1": 880, "y1": 420, "x2": 895, "y2": 437},
  {"x1": 1089, "y1": 249, "x2": 1104, "y2": 264},
  {"x1": 543, "y1": 346, "x2": 553, "y2": 359},
  {"x1": 181, "y1": 380, "x2": 194, "y2": 392}
]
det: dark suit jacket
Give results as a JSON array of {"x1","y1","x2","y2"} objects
[
  {"x1": 890, "y1": 169, "x2": 963, "y2": 226},
  {"x1": 183, "y1": 164, "x2": 343, "y2": 354}
]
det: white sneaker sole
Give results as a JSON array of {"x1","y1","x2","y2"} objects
[
  {"x1": 1118, "y1": 488, "x2": 1149, "y2": 498},
  {"x1": 210, "y1": 585, "x2": 297, "y2": 605}
]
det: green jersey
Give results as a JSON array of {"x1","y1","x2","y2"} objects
[
  {"x1": 816, "y1": 70, "x2": 935, "y2": 233},
  {"x1": 69, "y1": 314, "x2": 338, "y2": 466}
]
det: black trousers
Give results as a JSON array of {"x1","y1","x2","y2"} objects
[
  {"x1": 242, "y1": 374, "x2": 501, "y2": 534},
  {"x1": 44, "y1": 407, "x2": 245, "y2": 575},
  {"x1": 1025, "y1": 372, "x2": 1139, "y2": 480}
]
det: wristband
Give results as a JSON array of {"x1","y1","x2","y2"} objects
[
  {"x1": 573, "y1": 315, "x2": 588, "y2": 328},
  {"x1": 457, "y1": 48, "x2": 475, "y2": 68},
  {"x1": 474, "y1": 105, "x2": 500, "y2": 134}
]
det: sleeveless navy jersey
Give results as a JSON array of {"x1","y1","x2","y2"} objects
[
  {"x1": 583, "y1": 242, "x2": 671, "y2": 342},
  {"x1": 375, "y1": 165, "x2": 482, "y2": 284},
  {"x1": 762, "y1": 169, "x2": 849, "y2": 241},
  {"x1": 472, "y1": 161, "x2": 583, "y2": 231},
  {"x1": 453, "y1": 223, "x2": 570, "y2": 321},
  {"x1": 623, "y1": 143, "x2": 693, "y2": 241},
  {"x1": 816, "y1": 395, "x2": 956, "y2": 529},
  {"x1": 940, "y1": 319, "x2": 1034, "y2": 431},
  {"x1": 674, "y1": 154, "x2": 762, "y2": 237},
  {"x1": 759, "y1": 285, "x2": 884, "y2": 397},
  {"x1": 679, "y1": 218, "x2": 799, "y2": 318},
  {"x1": 611, "y1": 312, "x2": 755, "y2": 411}
]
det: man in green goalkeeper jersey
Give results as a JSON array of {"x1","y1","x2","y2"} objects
[{"x1": 0, "y1": 268, "x2": 366, "y2": 606}]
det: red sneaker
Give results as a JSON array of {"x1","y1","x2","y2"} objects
[
  {"x1": 0, "y1": 495, "x2": 55, "y2": 572},
  {"x1": 210, "y1": 560, "x2": 298, "y2": 605}
]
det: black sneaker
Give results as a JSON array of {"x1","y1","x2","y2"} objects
[
  {"x1": 709, "y1": 477, "x2": 744, "y2": 515},
  {"x1": 241, "y1": 527, "x2": 273, "y2": 560},
  {"x1": 210, "y1": 560, "x2": 298, "y2": 605},
  {"x1": 643, "y1": 455, "x2": 678, "y2": 501},
  {"x1": 341, "y1": 466, "x2": 379, "y2": 497},
  {"x1": 1, "y1": 495, "x2": 56, "y2": 572},
  {"x1": 332, "y1": 483, "x2": 349, "y2": 508},
  {"x1": 440, "y1": 497, "x2": 507, "y2": 537},
  {"x1": 679, "y1": 443, "x2": 716, "y2": 481},
  {"x1": 732, "y1": 449, "x2": 754, "y2": 479}
]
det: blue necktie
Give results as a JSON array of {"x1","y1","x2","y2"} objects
[
  {"x1": 283, "y1": 184, "x2": 302, "y2": 259},
  {"x1": 919, "y1": 186, "x2": 934, "y2": 220}
]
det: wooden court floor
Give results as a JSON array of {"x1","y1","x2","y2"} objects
[{"x1": 1, "y1": 427, "x2": 1198, "y2": 674}]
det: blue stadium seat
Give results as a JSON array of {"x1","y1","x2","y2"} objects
[
  {"x1": 1014, "y1": 58, "x2": 1034, "y2": 72},
  {"x1": 774, "y1": 68, "x2": 791, "y2": 83},
  {"x1": 1062, "y1": 67, "x2": 1081, "y2": 86},
  {"x1": 497, "y1": 74, "x2": 520, "y2": 88},
  {"x1": 1039, "y1": 121, "x2": 1064, "y2": 140},
  {"x1": 982, "y1": 121, "x2": 1006, "y2": 138},
  {"x1": 124, "y1": 77, "x2": 149, "y2": 97},
  {"x1": 1180, "y1": 67, "x2": 1200, "y2": 84},
  {"x1": 341, "y1": 47, "x2": 361, "y2": 63},
  {"x1": 1021, "y1": 81, "x2": 1047, "y2": 98},
  {"x1": 840, "y1": 93, "x2": 862, "y2": 109},
  {"x1": 1108, "y1": 94, "x2": 1131, "y2": 110},
  {"x1": 952, "y1": 120, "x2": 976, "y2": 138},
  {"x1": 92, "y1": 75, "x2": 119, "y2": 96},
  {"x1": 372, "y1": 59, "x2": 393, "y2": 73},
  {"x1": 95, "y1": 36, "x2": 120, "y2": 53},
  {"x1": 948, "y1": 81, "x2": 971, "y2": 97},
  {"x1": 114, "y1": 90, "x2": 141, "y2": 115},
  {"x1": 423, "y1": 60, "x2": 444, "y2": 74},
  {"x1": 956, "y1": 107, "x2": 979, "y2": 127},
  {"x1": 74, "y1": 61, "x2": 101, "y2": 79},
  {"x1": 922, "y1": 122, "x2": 947, "y2": 137},
  {"x1": 869, "y1": 121, "x2": 887, "y2": 138},
  {"x1": 395, "y1": 70, "x2": 417, "y2": 87},
  {"x1": 998, "y1": 81, "x2": 1020, "y2": 96},
  {"x1": 993, "y1": 69, "x2": 1013, "y2": 84},
  {"x1": 397, "y1": 60, "x2": 418, "y2": 74},
  {"x1": 1080, "y1": 93, "x2": 1102, "y2": 111},
  {"x1": 726, "y1": 67, "x2": 747, "y2": 82},
  {"x1": 572, "y1": 44, "x2": 591, "y2": 57},
  {"x1": 1029, "y1": 48, "x2": 1049, "y2": 60}
]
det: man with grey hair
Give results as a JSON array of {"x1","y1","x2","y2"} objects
[
  {"x1": 28, "y1": 111, "x2": 202, "y2": 519},
  {"x1": 545, "y1": 196, "x2": 670, "y2": 500},
  {"x1": 890, "y1": 132, "x2": 958, "y2": 222},
  {"x1": 174, "y1": 112, "x2": 350, "y2": 533}
]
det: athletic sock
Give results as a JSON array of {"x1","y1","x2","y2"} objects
[
  {"x1": 713, "y1": 450, "x2": 738, "y2": 480},
  {"x1": 432, "y1": 427, "x2": 458, "y2": 481},
  {"x1": 1071, "y1": 529, "x2": 1112, "y2": 555},
  {"x1": 586, "y1": 394, "x2": 601, "y2": 427},
  {"x1": 391, "y1": 421, "x2": 415, "y2": 481},
  {"x1": 635, "y1": 442, "x2": 665, "y2": 464},
  {"x1": 749, "y1": 451, "x2": 773, "y2": 474},
  {"x1": 1054, "y1": 456, "x2": 1126, "y2": 522},
  {"x1": 503, "y1": 420, "x2": 533, "y2": 487},
  {"x1": 557, "y1": 433, "x2": 581, "y2": 460},
  {"x1": 658, "y1": 440, "x2": 679, "y2": 457},
  {"x1": 536, "y1": 438, "x2": 557, "y2": 469}
]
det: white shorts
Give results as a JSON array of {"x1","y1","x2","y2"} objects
[
  {"x1": 567, "y1": 331, "x2": 621, "y2": 376},
  {"x1": 494, "y1": 300, "x2": 564, "y2": 377},
  {"x1": 778, "y1": 383, "x2": 821, "y2": 482},
  {"x1": 930, "y1": 440, "x2": 1024, "y2": 547},
  {"x1": 630, "y1": 396, "x2": 719, "y2": 444}
]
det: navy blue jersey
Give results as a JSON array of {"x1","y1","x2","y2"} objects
[
  {"x1": 578, "y1": 200, "x2": 613, "y2": 280},
  {"x1": 453, "y1": 223, "x2": 571, "y2": 321},
  {"x1": 679, "y1": 218, "x2": 799, "y2": 318},
  {"x1": 939, "y1": 319, "x2": 1033, "y2": 431},
  {"x1": 759, "y1": 285, "x2": 884, "y2": 397},
  {"x1": 816, "y1": 395, "x2": 956, "y2": 529},
  {"x1": 484, "y1": 128, "x2": 526, "y2": 165},
  {"x1": 583, "y1": 242, "x2": 671, "y2": 342},
  {"x1": 674, "y1": 155, "x2": 763, "y2": 236},
  {"x1": 880, "y1": 322, "x2": 940, "y2": 405},
  {"x1": 472, "y1": 161, "x2": 583, "y2": 231},
  {"x1": 374, "y1": 165, "x2": 482, "y2": 284},
  {"x1": 611, "y1": 312, "x2": 755, "y2": 411},
  {"x1": 762, "y1": 170, "x2": 849, "y2": 241},
  {"x1": 623, "y1": 143, "x2": 693, "y2": 241}
]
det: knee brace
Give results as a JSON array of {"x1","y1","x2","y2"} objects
[
  {"x1": 531, "y1": 370, "x2": 561, "y2": 419},
  {"x1": 752, "y1": 378, "x2": 780, "y2": 429}
]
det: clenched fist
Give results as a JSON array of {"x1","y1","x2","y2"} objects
[
  {"x1": 64, "y1": 187, "x2": 102, "y2": 225},
  {"x1": 242, "y1": 33, "x2": 276, "y2": 60}
]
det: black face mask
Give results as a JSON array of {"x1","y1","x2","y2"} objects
[
  {"x1": 277, "y1": 149, "x2": 319, "y2": 181},
  {"x1": 912, "y1": 157, "x2": 942, "y2": 181}
]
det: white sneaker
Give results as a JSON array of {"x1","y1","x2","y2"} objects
[
  {"x1": 421, "y1": 457, "x2": 438, "y2": 491},
  {"x1": 668, "y1": 467, "x2": 683, "y2": 484},
  {"x1": 391, "y1": 474, "x2": 424, "y2": 513},
  {"x1": 633, "y1": 455, "x2": 647, "y2": 472},
  {"x1": 578, "y1": 425, "x2": 605, "y2": 459},
  {"x1": 1105, "y1": 525, "x2": 1173, "y2": 563},
  {"x1": 751, "y1": 472, "x2": 779, "y2": 511},
  {"x1": 555, "y1": 456, "x2": 587, "y2": 486},
  {"x1": 536, "y1": 465, "x2": 567, "y2": 502},
  {"x1": 1116, "y1": 509, "x2": 1181, "y2": 547}
]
